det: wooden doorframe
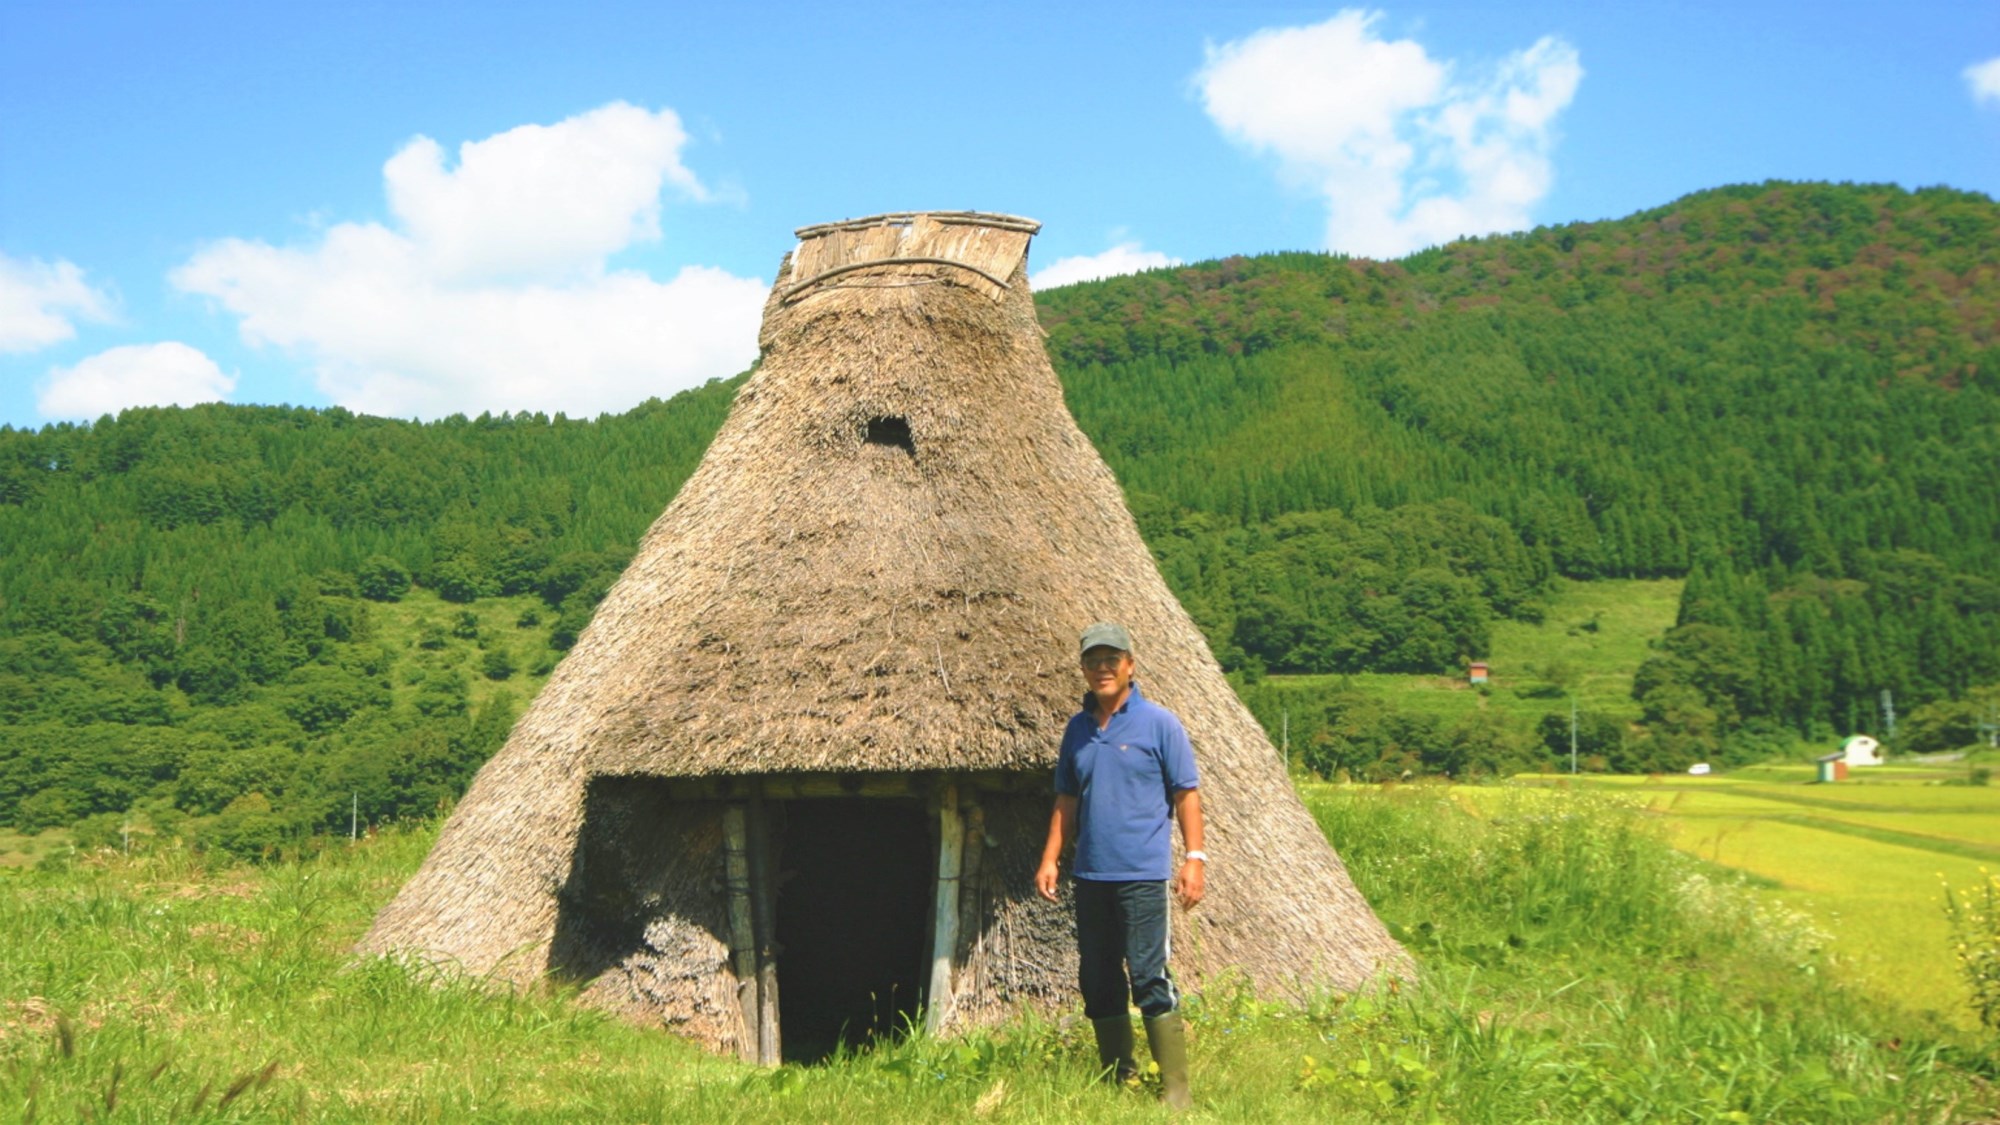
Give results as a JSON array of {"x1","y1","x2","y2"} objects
[{"x1": 721, "y1": 773, "x2": 1011, "y2": 1061}]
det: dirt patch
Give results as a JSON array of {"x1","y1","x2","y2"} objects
[
  {"x1": 155, "y1": 880, "x2": 260, "y2": 901},
  {"x1": 0, "y1": 996, "x2": 59, "y2": 1043},
  {"x1": 190, "y1": 922, "x2": 267, "y2": 953}
]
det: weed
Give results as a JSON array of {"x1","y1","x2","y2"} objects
[{"x1": 1943, "y1": 870, "x2": 2000, "y2": 1033}]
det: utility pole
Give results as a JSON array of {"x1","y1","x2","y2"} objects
[
  {"x1": 1881, "y1": 689, "x2": 1896, "y2": 743},
  {"x1": 1569, "y1": 696, "x2": 1579, "y2": 775},
  {"x1": 350, "y1": 793, "x2": 359, "y2": 843}
]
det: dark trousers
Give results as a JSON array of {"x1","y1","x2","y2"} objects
[{"x1": 1074, "y1": 878, "x2": 1177, "y2": 1019}]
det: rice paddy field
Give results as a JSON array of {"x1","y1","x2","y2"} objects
[{"x1": 1489, "y1": 760, "x2": 2000, "y2": 1029}]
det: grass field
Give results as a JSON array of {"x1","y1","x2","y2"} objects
[
  {"x1": 1491, "y1": 763, "x2": 2000, "y2": 1029},
  {"x1": 363, "y1": 587, "x2": 562, "y2": 714},
  {"x1": 0, "y1": 828, "x2": 69, "y2": 870},
  {"x1": 1483, "y1": 576, "x2": 1687, "y2": 718},
  {"x1": 1261, "y1": 577, "x2": 1684, "y2": 727},
  {"x1": 2, "y1": 785, "x2": 1992, "y2": 1122}
]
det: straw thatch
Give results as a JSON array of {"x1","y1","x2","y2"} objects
[{"x1": 360, "y1": 211, "x2": 1412, "y2": 1055}]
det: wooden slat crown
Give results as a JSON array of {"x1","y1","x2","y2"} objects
[{"x1": 786, "y1": 212, "x2": 1040, "y2": 302}]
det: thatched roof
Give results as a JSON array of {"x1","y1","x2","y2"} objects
[{"x1": 360, "y1": 211, "x2": 1410, "y2": 1033}]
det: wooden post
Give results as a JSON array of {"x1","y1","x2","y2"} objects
[
  {"x1": 747, "y1": 793, "x2": 781, "y2": 1065},
  {"x1": 926, "y1": 781, "x2": 963, "y2": 1034},
  {"x1": 721, "y1": 804, "x2": 758, "y2": 1062},
  {"x1": 955, "y1": 801, "x2": 986, "y2": 980}
]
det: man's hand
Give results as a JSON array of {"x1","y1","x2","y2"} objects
[
  {"x1": 1037, "y1": 795, "x2": 1076, "y2": 903},
  {"x1": 1173, "y1": 858, "x2": 1205, "y2": 909},
  {"x1": 1035, "y1": 858, "x2": 1061, "y2": 902},
  {"x1": 1170, "y1": 787, "x2": 1205, "y2": 909}
]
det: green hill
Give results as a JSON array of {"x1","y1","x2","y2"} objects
[
  {"x1": 1043, "y1": 180, "x2": 2000, "y2": 769},
  {"x1": 2, "y1": 181, "x2": 1996, "y2": 845},
  {"x1": 1238, "y1": 578, "x2": 1687, "y2": 781}
]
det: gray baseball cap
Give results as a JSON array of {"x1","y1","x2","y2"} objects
[{"x1": 1079, "y1": 622, "x2": 1134, "y2": 655}]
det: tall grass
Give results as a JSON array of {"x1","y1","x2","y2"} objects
[
  {"x1": 1944, "y1": 870, "x2": 2000, "y2": 1033},
  {"x1": 1297, "y1": 785, "x2": 1973, "y2": 1121},
  {"x1": 1312, "y1": 785, "x2": 1823, "y2": 961},
  {"x1": 1, "y1": 789, "x2": 1991, "y2": 1121},
  {"x1": 1514, "y1": 767, "x2": 2000, "y2": 1023}
]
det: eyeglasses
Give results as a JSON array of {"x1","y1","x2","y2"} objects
[{"x1": 1081, "y1": 651, "x2": 1129, "y2": 670}]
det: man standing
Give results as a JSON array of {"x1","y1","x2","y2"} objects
[{"x1": 1036, "y1": 622, "x2": 1206, "y2": 1110}]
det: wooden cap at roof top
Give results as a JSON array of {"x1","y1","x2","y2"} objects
[
  {"x1": 793, "y1": 211, "x2": 1041, "y2": 238},
  {"x1": 784, "y1": 211, "x2": 1043, "y2": 303}
]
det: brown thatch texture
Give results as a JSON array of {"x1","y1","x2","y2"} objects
[
  {"x1": 359, "y1": 211, "x2": 1411, "y2": 1043},
  {"x1": 552, "y1": 781, "x2": 745, "y2": 1050}
]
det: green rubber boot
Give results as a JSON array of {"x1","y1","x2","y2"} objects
[
  {"x1": 1144, "y1": 1012, "x2": 1193, "y2": 1110},
  {"x1": 1091, "y1": 1016, "x2": 1136, "y2": 1084}
]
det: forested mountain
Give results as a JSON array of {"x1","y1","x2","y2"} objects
[
  {"x1": 1042, "y1": 180, "x2": 2000, "y2": 769},
  {"x1": 0, "y1": 397, "x2": 739, "y2": 850},
  {"x1": 3, "y1": 181, "x2": 1996, "y2": 847}
]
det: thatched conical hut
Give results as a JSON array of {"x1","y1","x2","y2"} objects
[{"x1": 360, "y1": 211, "x2": 1411, "y2": 1062}]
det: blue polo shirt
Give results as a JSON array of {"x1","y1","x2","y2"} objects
[{"x1": 1053, "y1": 683, "x2": 1200, "y2": 881}]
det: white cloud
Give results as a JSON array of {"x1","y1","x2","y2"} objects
[
  {"x1": 0, "y1": 252, "x2": 114, "y2": 353},
  {"x1": 1196, "y1": 10, "x2": 1582, "y2": 259},
  {"x1": 384, "y1": 101, "x2": 709, "y2": 283},
  {"x1": 1968, "y1": 56, "x2": 2000, "y2": 108},
  {"x1": 173, "y1": 102, "x2": 766, "y2": 420},
  {"x1": 37, "y1": 342, "x2": 233, "y2": 419},
  {"x1": 1031, "y1": 241, "x2": 1183, "y2": 289}
]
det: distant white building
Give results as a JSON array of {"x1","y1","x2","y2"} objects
[{"x1": 1839, "y1": 735, "x2": 1883, "y2": 766}]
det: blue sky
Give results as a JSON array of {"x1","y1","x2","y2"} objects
[{"x1": 3, "y1": 1, "x2": 1995, "y2": 428}]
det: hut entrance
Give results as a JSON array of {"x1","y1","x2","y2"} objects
[{"x1": 775, "y1": 797, "x2": 931, "y2": 1062}]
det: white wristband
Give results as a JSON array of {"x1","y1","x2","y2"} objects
[{"x1": 1185, "y1": 851, "x2": 1207, "y2": 862}]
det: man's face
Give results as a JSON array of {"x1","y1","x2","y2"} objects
[{"x1": 1081, "y1": 645, "x2": 1134, "y2": 700}]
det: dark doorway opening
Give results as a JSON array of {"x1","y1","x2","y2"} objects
[{"x1": 776, "y1": 798, "x2": 931, "y2": 1062}]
